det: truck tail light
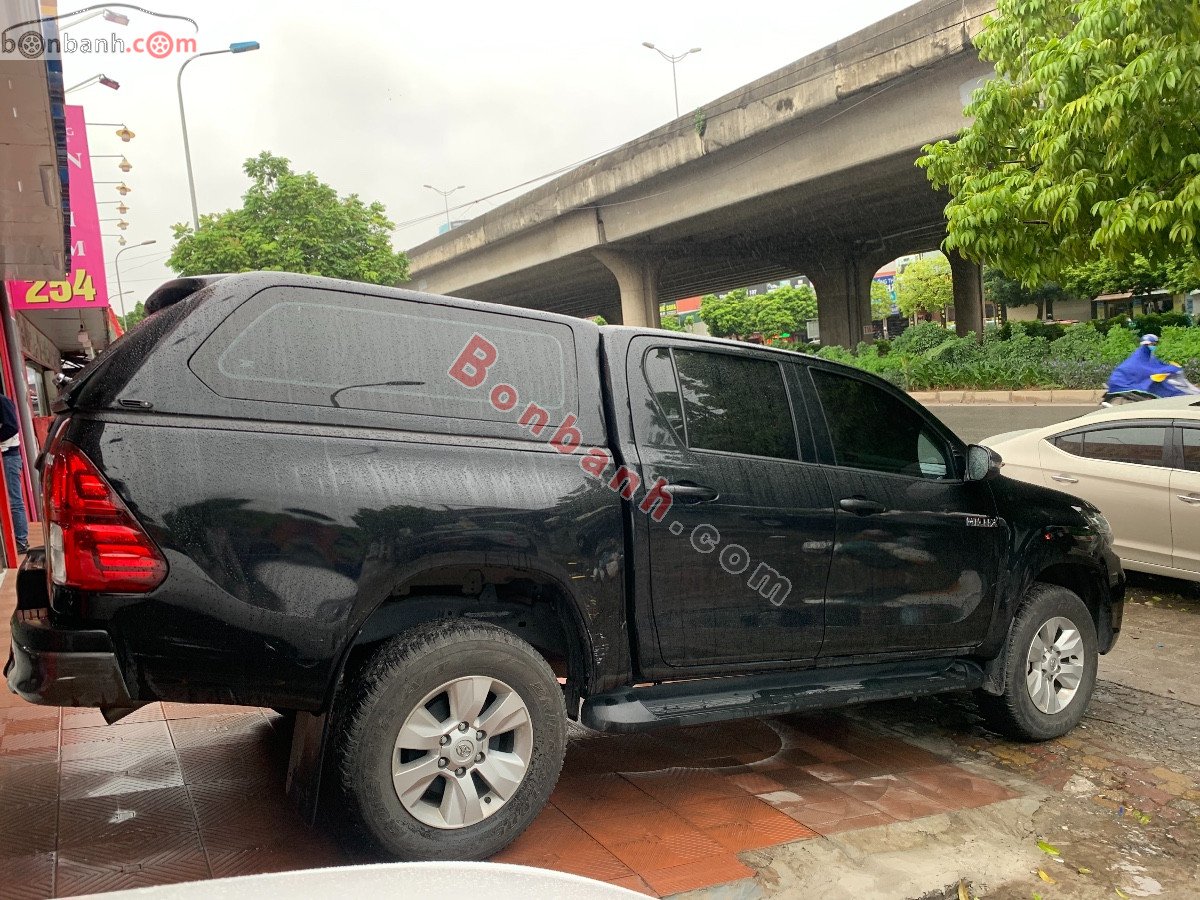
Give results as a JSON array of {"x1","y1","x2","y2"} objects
[{"x1": 43, "y1": 440, "x2": 167, "y2": 592}]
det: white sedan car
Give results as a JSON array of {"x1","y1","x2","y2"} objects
[{"x1": 984, "y1": 396, "x2": 1200, "y2": 583}]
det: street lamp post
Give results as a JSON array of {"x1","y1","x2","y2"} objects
[
  {"x1": 424, "y1": 184, "x2": 465, "y2": 229},
  {"x1": 114, "y1": 239, "x2": 156, "y2": 320},
  {"x1": 65, "y1": 74, "x2": 120, "y2": 93},
  {"x1": 641, "y1": 42, "x2": 702, "y2": 118},
  {"x1": 177, "y1": 41, "x2": 261, "y2": 230}
]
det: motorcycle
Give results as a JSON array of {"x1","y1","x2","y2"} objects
[{"x1": 1101, "y1": 370, "x2": 1200, "y2": 406}]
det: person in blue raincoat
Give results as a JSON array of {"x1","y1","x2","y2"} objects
[{"x1": 1106, "y1": 334, "x2": 1191, "y2": 397}]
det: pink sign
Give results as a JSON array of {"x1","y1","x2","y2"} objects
[{"x1": 6, "y1": 105, "x2": 111, "y2": 311}]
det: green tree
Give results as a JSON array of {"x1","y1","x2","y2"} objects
[
  {"x1": 698, "y1": 289, "x2": 752, "y2": 338},
  {"x1": 118, "y1": 301, "x2": 146, "y2": 332},
  {"x1": 895, "y1": 255, "x2": 952, "y2": 320},
  {"x1": 659, "y1": 315, "x2": 683, "y2": 331},
  {"x1": 169, "y1": 152, "x2": 409, "y2": 285},
  {"x1": 1061, "y1": 254, "x2": 1200, "y2": 299},
  {"x1": 770, "y1": 284, "x2": 818, "y2": 325},
  {"x1": 983, "y1": 269, "x2": 1068, "y2": 320},
  {"x1": 870, "y1": 280, "x2": 892, "y2": 321},
  {"x1": 919, "y1": 0, "x2": 1200, "y2": 286}
]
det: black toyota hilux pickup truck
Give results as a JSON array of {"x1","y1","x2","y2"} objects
[{"x1": 7, "y1": 272, "x2": 1123, "y2": 860}]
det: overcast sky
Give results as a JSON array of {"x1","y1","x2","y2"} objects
[{"x1": 55, "y1": 0, "x2": 916, "y2": 311}]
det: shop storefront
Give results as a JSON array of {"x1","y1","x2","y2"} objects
[{"x1": 1, "y1": 101, "x2": 116, "y2": 564}]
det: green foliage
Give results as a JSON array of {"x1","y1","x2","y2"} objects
[
  {"x1": 1160, "y1": 327, "x2": 1200, "y2": 382},
  {"x1": 895, "y1": 255, "x2": 952, "y2": 318},
  {"x1": 118, "y1": 301, "x2": 146, "y2": 332},
  {"x1": 1062, "y1": 254, "x2": 1200, "y2": 298},
  {"x1": 658, "y1": 315, "x2": 682, "y2": 331},
  {"x1": 891, "y1": 321, "x2": 953, "y2": 355},
  {"x1": 812, "y1": 316, "x2": 1198, "y2": 391},
  {"x1": 698, "y1": 284, "x2": 817, "y2": 340},
  {"x1": 590, "y1": 315, "x2": 608, "y2": 326},
  {"x1": 919, "y1": 0, "x2": 1200, "y2": 286},
  {"x1": 1017, "y1": 320, "x2": 1066, "y2": 342},
  {"x1": 983, "y1": 268, "x2": 1068, "y2": 317},
  {"x1": 870, "y1": 279, "x2": 892, "y2": 320},
  {"x1": 169, "y1": 152, "x2": 409, "y2": 285}
]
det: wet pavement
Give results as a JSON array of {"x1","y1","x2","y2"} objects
[{"x1": 3, "y1": 568, "x2": 1198, "y2": 898}]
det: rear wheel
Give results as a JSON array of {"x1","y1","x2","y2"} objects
[
  {"x1": 332, "y1": 620, "x2": 566, "y2": 860},
  {"x1": 979, "y1": 584, "x2": 1097, "y2": 741}
]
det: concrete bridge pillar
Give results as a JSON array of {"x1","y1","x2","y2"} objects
[
  {"x1": 809, "y1": 254, "x2": 884, "y2": 349},
  {"x1": 593, "y1": 249, "x2": 662, "y2": 327},
  {"x1": 948, "y1": 249, "x2": 985, "y2": 338}
]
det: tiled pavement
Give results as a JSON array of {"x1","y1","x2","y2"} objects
[{"x1": 1, "y1": 563, "x2": 1019, "y2": 898}]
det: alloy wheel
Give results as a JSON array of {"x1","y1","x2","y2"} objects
[
  {"x1": 391, "y1": 675, "x2": 534, "y2": 829},
  {"x1": 1025, "y1": 615, "x2": 1085, "y2": 715}
]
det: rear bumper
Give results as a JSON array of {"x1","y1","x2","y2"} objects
[{"x1": 4, "y1": 552, "x2": 135, "y2": 708}]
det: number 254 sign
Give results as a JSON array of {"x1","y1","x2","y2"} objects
[{"x1": 23, "y1": 269, "x2": 98, "y2": 305}]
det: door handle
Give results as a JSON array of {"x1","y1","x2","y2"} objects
[
  {"x1": 839, "y1": 497, "x2": 886, "y2": 515},
  {"x1": 1051, "y1": 474, "x2": 1079, "y2": 484},
  {"x1": 669, "y1": 482, "x2": 718, "y2": 503},
  {"x1": 1179, "y1": 494, "x2": 1200, "y2": 505}
]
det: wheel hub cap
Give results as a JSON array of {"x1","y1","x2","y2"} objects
[
  {"x1": 391, "y1": 675, "x2": 534, "y2": 830},
  {"x1": 1025, "y1": 616, "x2": 1084, "y2": 715}
]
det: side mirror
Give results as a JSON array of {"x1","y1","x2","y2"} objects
[{"x1": 966, "y1": 444, "x2": 1003, "y2": 482}]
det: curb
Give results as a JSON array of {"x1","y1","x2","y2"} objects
[{"x1": 908, "y1": 389, "x2": 1103, "y2": 405}]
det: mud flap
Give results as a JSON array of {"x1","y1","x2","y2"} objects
[
  {"x1": 979, "y1": 620, "x2": 1016, "y2": 696},
  {"x1": 285, "y1": 710, "x2": 329, "y2": 826}
]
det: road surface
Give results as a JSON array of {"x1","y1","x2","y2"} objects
[{"x1": 926, "y1": 404, "x2": 1095, "y2": 444}]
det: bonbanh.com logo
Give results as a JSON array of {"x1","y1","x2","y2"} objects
[{"x1": 2, "y1": 3, "x2": 199, "y2": 60}]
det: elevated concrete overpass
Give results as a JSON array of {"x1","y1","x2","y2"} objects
[{"x1": 407, "y1": 0, "x2": 998, "y2": 346}]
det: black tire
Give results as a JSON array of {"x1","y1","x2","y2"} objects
[
  {"x1": 332, "y1": 619, "x2": 567, "y2": 860},
  {"x1": 978, "y1": 583, "x2": 1097, "y2": 741}
]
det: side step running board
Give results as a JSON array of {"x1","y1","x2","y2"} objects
[{"x1": 581, "y1": 659, "x2": 984, "y2": 733}]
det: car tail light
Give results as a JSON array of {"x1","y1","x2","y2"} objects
[{"x1": 43, "y1": 440, "x2": 167, "y2": 592}]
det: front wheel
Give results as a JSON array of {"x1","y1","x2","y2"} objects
[
  {"x1": 978, "y1": 584, "x2": 1098, "y2": 741},
  {"x1": 332, "y1": 620, "x2": 567, "y2": 860}
]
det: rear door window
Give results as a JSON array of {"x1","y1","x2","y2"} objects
[
  {"x1": 1182, "y1": 427, "x2": 1200, "y2": 472},
  {"x1": 647, "y1": 348, "x2": 798, "y2": 460},
  {"x1": 190, "y1": 286, "x2": 576, "y2": 423},
  {"x1": 1055, "y1": 426, "x2": 1168, "y2": 467}
]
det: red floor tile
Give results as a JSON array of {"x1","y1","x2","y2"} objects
[
  {"x1": 900, "y1": 764, "x2": 1018, "y2": 809},
  {"x1": 61, "y1": 704, "x2": 165, "y2": 730},
  {"x1": 59, "y1": 750, "x2": 184, "y2": 801},
  {"x1": 835, "y1": 776, "x2": 952, "y2": 821},
  {"x1": 56, "y1": 786, "x2": 199, "y2": 848},
  {"x1": 602, "y1": 827, "x2": 728, "y2": 873},
  {"x1": 605, "y1": 873, "x2": 659, "y2": 897},
  {"x1": 0, "y1": 759, "x2": 58, "y2": 807},
  {"x1": 637, "y1": 856, "x2": 755, "y2": 896},
  {"x1": 0, "y1": 705, "x2": 59, "y2": 725},
  {"x1": 724, "y1": 770, "x2": 787, "y2": 795},
  {"x1": 0, "y1": 800, "x2": 57, "y2": 858},
  {"x1": 493, "y1": 815, "x2": 632, "y2": 882},
  {"x1": 167, "y1": 713, "x2": 273, "y2": 749},
  {"x1": 623, "y1": 769, "x2": 749, "y2": 806},
  {"x1": 0, "y1": 852, "x2": 56, "y2": 900},
  {"x1": 59, "y1": 722, "x2": 173, "y2": 762},
  {"x1": 55, "y1": 841, "x2": 210, "y2": 897},
  {"x1": 673, "y1": 793, "x2": 784, "y2": 828},
  {"x1": 703, "y1": 817, "x2": 818, "y2": 852},
  {"x1": 550, "y1": 772, "x2": 660, "y2": 823}
]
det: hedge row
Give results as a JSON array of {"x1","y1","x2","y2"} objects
[{"x1": 804, "y1": 320, "x2": 1200, "y2": 391}]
